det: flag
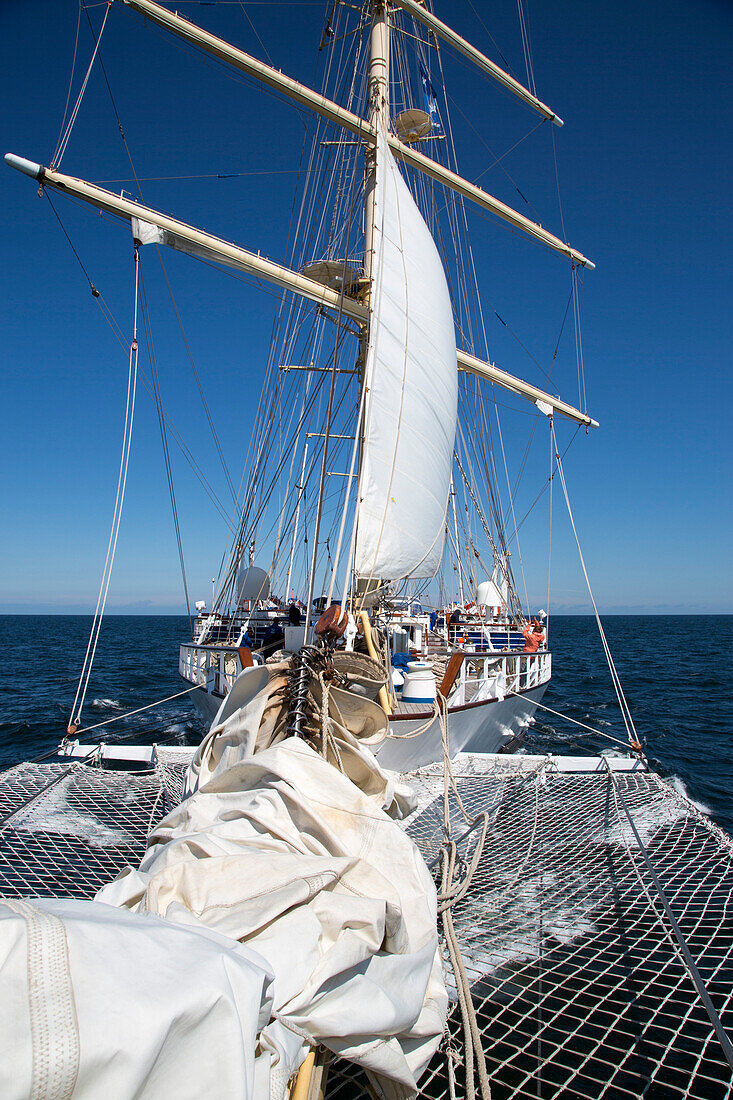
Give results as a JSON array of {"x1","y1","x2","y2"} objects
[{"x1": 419, "y1": 60, "x2": 442, "y2": 132}]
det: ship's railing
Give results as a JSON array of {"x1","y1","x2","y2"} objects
[
  {"x1": 452, "y1": 649, "x2": 551, "y2": 705},
  {"x1": 179, "y1": 643, "x2": 247, "y2": 697}
]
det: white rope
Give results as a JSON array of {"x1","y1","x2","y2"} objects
[
  {"x1": 437, "y1": 695, "x2": 492, "y2": 1100},
  {"x1": 494, "y1": 402, "x2": 530, "y2": 614},
  {"x1": 69, "y1": 249, "x2": 140, "y2": 732},
  {"x1": 507, "y1": 691, "x2": 636, "y2": 753},
  {"x1": 52, "y1": 1, "x2": 111, "y2": 169},
  {"x1": 546, "y1": 412, "x2": 553, "y2": 639},
  {"x1": 551, "y1": 420, "x2": 640, "y2": 747}
]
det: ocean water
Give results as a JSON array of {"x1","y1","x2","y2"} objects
[{"x1": 0, "y1": 614, "x2": 731, "y2": 834}]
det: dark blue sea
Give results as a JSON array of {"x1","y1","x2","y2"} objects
[{"x1": 0, "y1": 614, "x2": 731, "y2": 834}]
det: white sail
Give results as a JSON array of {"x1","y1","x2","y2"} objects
[{"x1": 355, "y1": 128, "x2": 457, "y2": 581}]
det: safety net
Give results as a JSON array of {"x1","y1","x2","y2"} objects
[{"x1": 0, "y1": 751, "x2": 731, "y2": 1098}]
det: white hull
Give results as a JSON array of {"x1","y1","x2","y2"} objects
[{"x1": 188, "y1": 680, "x2": 547, "y2": 772}]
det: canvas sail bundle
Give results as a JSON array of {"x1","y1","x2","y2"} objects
[
  {"x1": 76, "y1": 667, "x2": 445, "y2": 1097},
  {"x1": 355, "y1": 127, "x2": 457, "y2": 582},
  {"x1": 0, "y1": 670, "x2": 446, "y2": 1099},
  {"x1": 0, "y1": 896, "x2": 275, "y2": 1100}
]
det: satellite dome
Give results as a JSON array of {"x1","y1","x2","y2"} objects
[
  {"x1": 476, "y1": 580, "x2": 504, "y2": 606},
  {"x1": 236, "y1": 565, "x2": 270, "y2": 607}
]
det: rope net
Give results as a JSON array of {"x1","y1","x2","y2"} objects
[
  {"x1": 0, "y1": 753, "x2": 731, "y2": 1098},
  {"x1": 336, "y1": 756, "x2": 733, "y2": 1099}
]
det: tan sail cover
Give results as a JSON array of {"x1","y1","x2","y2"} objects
[{"x1": 355, "y1": 127, "x2": 457, "y2": 581}]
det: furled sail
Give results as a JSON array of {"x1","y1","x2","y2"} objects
[{"x1": 355, "y1": 128, "x2": 457, "y2": 581}]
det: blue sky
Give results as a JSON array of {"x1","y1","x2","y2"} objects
[{"x1": 2, "y1": 0, "x2": 731, "y2": 615}]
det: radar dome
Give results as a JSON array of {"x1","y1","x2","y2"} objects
[
  {"x1": 236, "y1": 565, "x2": 270, "y2": 607},
  {"x1": 476, "y1": 580, "x2": 503, "y2": 606}
]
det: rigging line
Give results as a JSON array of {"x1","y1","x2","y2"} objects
[
  {"x1": 516, "y1": 0, "x2": 537, "y2": 97},
  {"x1": 236, "y1": 1, "x2": 274, "y2": 66},
  {"x1": 453, "y1": 444, "x2": 501, "y2": 580},
  {"x1": 53, "y1": 1, "x2": 112, "y2": 169},
  {"x1": 154, "y1": 250, "x2": 239, "y2": 506},
  {"x1": 216, "y1": 356, "x2": 337, "y2": 608},
  {"x1": 222, "y1": 16, "x2": 363, "y2": 599},
  {"x1": 551, "y1": 420, "x2": 639, "y2": 746},
  {"x1": 43, "y1": 190, "x2": 104, "y2": 299},
  {"x1": 82, "y1": 23, "x2": 240, "y2": 510},
  {"x1": 484, "y1": 294, "x2": 557, "y2": 388},
  {"x1": 494, "y1": 393, "x2": 530, "y2": 614},
  {"x1": 431, "y1": 40, "x2": 561, "y2": 417},
  {"x1": 44, "y1": 192, "x2": 241, "y2": 528},
  {"x1": 304, "y1": 317, "x2": 352, "y2": 626},
  {"x1": 506, "y1": 282, "x2": 572, "y2": 505},
  {"x1": 69, "y1": 247, "x2": 140, "y2": 733},
  {"x1": 572, "y1": 265, "x2": 588, "y2": 415},
  {"x1": 550, "y1": 122, "x2": 567, "y2": 245},
  {"x1": 270, "y1": 377, "x2": 312, "y2": 596},
  {"x1": 294, "y1": 172, "x2": 362, "y2": 612},
  {"x1": 464, "y1": 0, "x2": 517, "y2": 78},
  {"x1": 222, "y1": 340, "x2": 315, "y2": 582},
  {"x1": 51, "y1": 1, "x2": 83, "y2": 168},
  {"x1": 546, "y1": 413, "x2": 552, "y2": 629},
  {"x1": 263, "y1": 356, "x2": 356, "y2": 591},
  {"x1": 234, "y1": 327, "x2": 332, "y2": 551},
  {"x1": 136, "y1": 15, "x2": 340, "y2": 150},
  {"x1": 507, "y1": 423, "x2": 579, "y2": 544},
  {"x1": 443, "y1": 88, "x2": 546, "y2": 217},
  {"x1": 232, "y1": 305, "x2": 329, "y2": 540},
  {"x1": 551, "y1": 277, "x2": 574, "y2": 362},
  {"x1": 508, "y1": 415, "x2": 538, "y2": 507},
  {"x1": 92, "y1": 169, "x2": 336, "y2": 183},
  {"x1": 431, "y1": 45, "x2": 479, "y2": 347},
  {"x1": 512, "y1": 695, "x2": 632, "y2": 752},
  {"x1": 138, "y1": 263, "x2": 194, "y2": 634},
  {"x1": 82, "y1": 2, "x2": 132, "y2": 163},
  {"x1": 68, "y1": 684, "x2": 201, "y2": 737}
]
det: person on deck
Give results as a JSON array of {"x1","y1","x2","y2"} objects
[
  {"x1": 449, "y1": 608, "x2": 461, "y2": 643},
  {"x1": 288, "y1": 602, "x2": 301, "y2": 626},
  {"x1": 523, "y1": 619, "x2": 545, "y2": 653}
]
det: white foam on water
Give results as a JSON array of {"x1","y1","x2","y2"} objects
[
  {"x1": 12, "y1": 779, "x2": 137, "y2": 847},
  {"x1": 91, "y1": 698, "x2": 122, "y2": 711},
  {"x1": 603, "y1": 791, "x2": 686, "y2": 849},
  {"x1": 450, "y1": 871, "x2": 601, "y2": 993},
  {"x1": 671, "y1": 776, "x2": 711, "y2": 816}
]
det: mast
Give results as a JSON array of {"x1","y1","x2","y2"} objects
[
  {"x1": 351, "y1": 0, "x2": 390, "y2": 610},
  {"x1": 364, "y1": 1, "x2": 389, "y2": 288},
  {"x1": 450, "y1": 479, "x2": 465, "y2": 604},
  {"x1": 302, "y1": 6, "x2": 388, "y2": 629},
  {"x1": 286, "y1": 442, "x2": 308, "y2": 601}
]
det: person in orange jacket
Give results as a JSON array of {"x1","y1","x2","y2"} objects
[{"x1": 523, "y1": 618, "x2": 545, "y2": 653}]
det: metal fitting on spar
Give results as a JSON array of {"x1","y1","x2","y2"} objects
[{"x1": 5, "y1": 154, "x2": 45, "y2": 180}]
